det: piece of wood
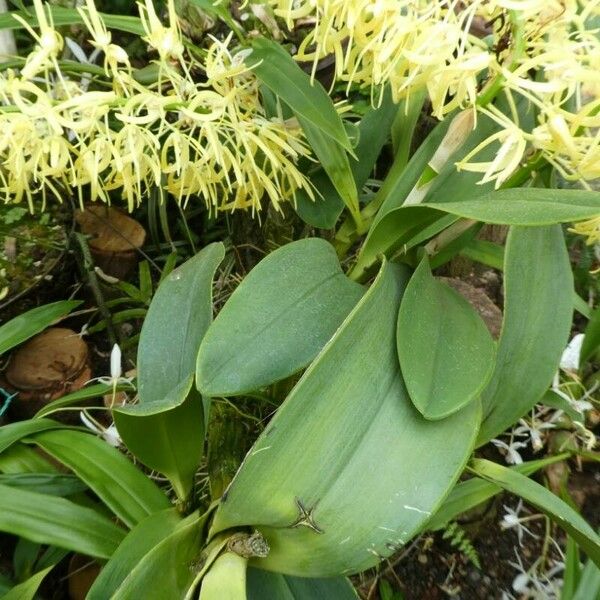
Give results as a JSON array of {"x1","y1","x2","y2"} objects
[
  {"x1": 75, "y1": 206, "x2": 146, "y2": 280},
  {"x1": 3, "y1": 327, "x2": 91, "y2": 420},
  {"x1": 68, "y1": 554, "x2": 101, "y2": 600}
]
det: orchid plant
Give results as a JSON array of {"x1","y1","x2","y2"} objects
[{"x1": 0, "y1": 0, "x2": 599, "y2": 598}]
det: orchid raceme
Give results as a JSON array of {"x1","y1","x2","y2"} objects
[{"x1": 0, "y1": 0, "x2": 314, "y2": 213}]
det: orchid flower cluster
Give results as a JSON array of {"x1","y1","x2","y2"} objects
[
  {"x1": 0, "y1": 0, "x2": 314, "y2": 213},
  {"x1": 269, "y1": 0, "x2": 600, "y2": 241}
]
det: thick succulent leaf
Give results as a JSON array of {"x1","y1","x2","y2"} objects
[
  {"x1": 211, "y1": 262, "x2": 480, "y2": 576},
  {"x1": 0, "y1": 483, "x2": 125, "y2": 558},
  {"x1": 246, "y1": 569, "x2": 358, "y2": 599},
  {"x1": 397, "y1": 257, "x2": 495, "y2": 420},
  {"x1": 197, "y1": 239, "x2": 364, "y2": 397},
  {"x1": 27, "y1": 429, "x2": 169, "y2": 528},
  {"x1": 103, "y1": 512, "x2": 203, "y2": 599},
  {"x1": 116, "y1": 243, "x2": 224, "y2": 500},
  {"x1": 87, "y1": 508, "x2": 183, "y2": 600},
  {"x1": 470, "y1": 459, "x2": 600, "y2": 567},
  {"x1": 478, "y1": 226, "x2": 573, "y2": 444},
  {"x1": 0, "y1": 300, "x2": 81, "y2": 355},
  {"x1": 427, "y1": 188, "x2": 600, "y2": 224},
  {"x1": 200, "y1": 552, "x2": 247, "y2": 600}
]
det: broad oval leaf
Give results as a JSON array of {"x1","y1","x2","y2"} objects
[
  {"x1": 470, "y1": 459, "x2": 600, "y2": 567},
  {"x1": 117, "y1": 243, "x2": 224, "y2": 500},
  {"x1": 87, "y1": 508, "x2": 183, "y2": 600},
  {"x1": 0, "y1": 300, "x2": 81, "y2": 355},
  {"x1": 0, "y1": 483, "x2": 125, "y2": 558},
  {"x1": 27, "y1": 429, "x2": 169, "y2": 529},
  {"x1": 426, "y1": 188, "x2": 600, "y2": 224},
  {"x1": 397, "y1": 257, "x2": 495, "y2": 420},
  {"x1": 211, "y1": 262, "x2": 480, "y2": 577},
  {"x1": 197, "y1": 238, "x2": 364, "y2": 397},
  {"x1": 478, "y1": 226, "x2": 573, "y2": 444}
]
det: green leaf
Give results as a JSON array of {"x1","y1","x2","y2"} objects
[
  {"x1": 0, "y1": 443, "x2": 56, "y2": 474},
  {"x1": 99, "y1": 512, "x2": 203, "y2": 599},
  {"x1": 135, "y1": 242, "x2": 225, "y2": 410},
  {"x1": 34, "y1": 382, "x2": 134, "y2": 419},
  {"x1": 87, "y1": 508, "x2": 183, "y2": 600},
  {"x1": 478, "y1": 226, "x2": 573, "y2": 444},
  {"x1": 426, "y1": 453, "x2": 571, "y2": 531},
  {"x1": 211, "y1": 262, "x2": 480, "y2": 576},
  {"x1": 297, "y1": 115, "x2": 360, "y2": 223},
  {"x1": 27, "y1": 429, "x2": 169, "y2": 529},
  {"x1": 246, "y1": 569, "x2": 358, "y2": 599},
  {"x1": 114, "y1": 390, "x2": 204, "y2": 502},
  {"x1": 580, "y1": 304, "x2": 600, "y2": 367},
  {"x1": 0, "y1": 7, "x2": 144, "y2": 35},
  {"x1": 397, "y1": 257, "x2": 495, "y2": 420},
  {"x1": 0, "y1": 300, "x2": 81, "y2": 355},
  {"x1": 200, "y1": 552, "x2": 247, "y2": 600},
  {"x1": 0, "y1": 472, "x2": 87, "y2": 496},
  {"x1": 0, "y1": 483, "x2": 125, "y2": 558},
  {"x1": 573, "y1": 558, "x2": 600, "y2": 600},
  {"x1": 2, "y1": 565, "x2": 54, "y2": 600},
  {"x1": 197, "y1": 239, "x2": 364, "y2": 397},
  {"x1": 116, "y1": 243, "x2": 224, "y2": 500},
  {"x1": 470, "y1": 459, "x2": 600, "y2": 567},
  {"x1": 247, "y1": 38, "x2": 352, "y2": 153},
  {"x1": 295, "y1": 90, "x2": 398, "y2": 229},
  {"x1": 426, "y1": 188, "x2": 600, "y2": 225},
  {"x1": 459, "y1": 239, "x2": 505, "y2": 270},
  {"x1": 0, "y1": 419, "x2": 65, "y2": 454}
]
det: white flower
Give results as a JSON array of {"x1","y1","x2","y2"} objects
[
  {"x1": 492, "y1": 438, "x2": 528, "y2": 464},
  {"x1": 501, "y1": 500, "x2": 540, "y2": 547},
  {"x1": 560, "y1": 333, "x2": 585, "y2": 371},
  {"x1": 80, "y1": 411, "x2": 121, "y2": 447}
]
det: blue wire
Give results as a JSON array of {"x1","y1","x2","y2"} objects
[{"x1": 0, "y1": 388, "x2": 17, "y2": 417}]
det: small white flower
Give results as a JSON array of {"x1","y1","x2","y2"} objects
[
  {"x1": 110, "y1": 343, "x2": 122, "y2": 381},
  {"x1": 560, "y1": 333, "x2": 584, "y2": 371},
  {"x1": 492, "y1": 438, "x2": 528, "y2": 464},
  {"x1": 501, "y1": 500, "x2": 540, "y2": 547},
  {"x1": 80, "y1": 411, "x2": 121, "y2": 447}
]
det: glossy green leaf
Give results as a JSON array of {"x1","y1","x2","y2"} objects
[
  {"x1": 478, "y1": 226, "x2": 573, "y2": 444},
  {"x1": 211, "y1": 262, "x2": 480, "y2": 576},
  {"x1": 27, "y1": 430, "x2": 169, "y2": 529},
  {"x1": 0, "y1": 483, "x2": 125, "y2": 558},
  {"x1": 246, "y1": 569, "x2": 358, "y2": 599},
  {"x1": 573, "y1": 558, "x2": 600, "y2": 600},
  {"x1": 200, "y1": 552, "x2": 247, "y2": 600},
  {"x1": 426, "y1": 453, "x2": 570, "y2": 531},
  {"x1": 247, "y1": 38, "x2": 352, "y2": 153},
  {"x1": 87, "y1": 508, "x2": 183, "y2": 600},
  {"x1": 0, "y1": 472, "x2": 87, "y2": 496},
  {"x1": 470, "y1": 459, "x2": 600, "y2": 567},
  {"x1": 460, "y1": 239, "x2": 505, "y2": 270},
  {"x1": 427, "y1": 188, "x2": 600, "y2": 224},
  {"x1": 580, "y1": 304, "x2": 600, "y2": 367},
  {"x1": 197, "y1": 239, "x2": 364, "y2": 396},
  {"x1": 116, "y1": 243, "x2": 224, "y2": 500},
  {"x1": 0, "y1": 419, "x2": 65, "y2": 454},
  {"x1": 0, "y1": 443, "x2": 56, "y2": 474},
  {"x1": 102, "y1": 512, "x2": 202, "y2": 599},
  {"x1": 0, "y1": 7, "x2": 144, "y2": 34},
  {"x1": 2, "y1": 565, "x2": 54, "y2": 600},
  {"x1": 0, "y1": 300, "x2": 81, "y2": 355},
  {"x1": 397, "y1": 257, "x2": 495, "y2": 419}
]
